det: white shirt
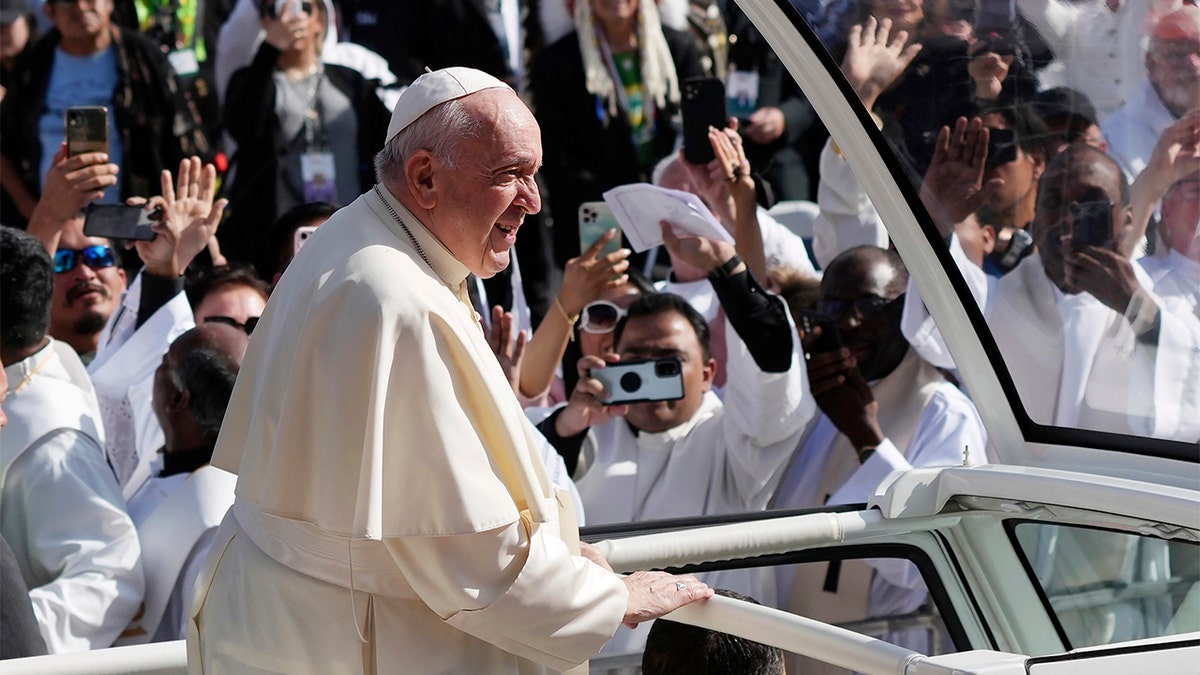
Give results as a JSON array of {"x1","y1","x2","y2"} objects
[
  {"x1": 0, "y1": 340, "x2": 143, "y2": 653},
  {"x1": 813, "y1": 136, "x2": 888, "y2": 269},
  {"x1": 88, "y1": 273, "x2": 195, "y2": 500},
  {"x1": 1018, "y1": 0, "x2": 1153, "y2": 120}
]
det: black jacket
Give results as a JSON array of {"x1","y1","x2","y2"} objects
[{"x1": 220, "y1": 42, "x2": 390, "y2": 276}]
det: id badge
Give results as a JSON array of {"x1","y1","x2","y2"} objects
[
  {"x1": 726, "y1": 69, "x2": 760, "y2": 120},
  {"x1": 167, "y1": 49, "x2": 200, "y2": 77},
  {"x1": 301, "y1": 152, "x2": 338, "y2": 203}
]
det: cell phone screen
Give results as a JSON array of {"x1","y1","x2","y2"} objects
[{"x1": 681, "y1": 78, "x2": 727, "y2": 165}]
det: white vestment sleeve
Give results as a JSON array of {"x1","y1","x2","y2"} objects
[
  {"x1": 901, "y1": 234, "x2": 990, "y2": 371},
  {"x1": 1134, "y1": 302, "x2": 1200, "y2": 441},
  {"x1": 2, "y1": 430, "x2": 143, "y2": 652},
  {"x1": 385, "y1": 520, "x2": 626, "y2": 670},
  {"x1": 88, "y1": 273, "x2": 195, "y2": 498},
  {"x1": 719, "y1": 314, "x2": 814, "y2": 510},
  {"x1": 813, "y1": 137, "x2": 889, "y2": 268}
]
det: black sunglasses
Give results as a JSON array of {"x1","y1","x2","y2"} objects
[
  {"x1": 54, "y1": 245, "x2": 116, "y2": 274},
  {"x1": 817, "y1": 293, "x2": 905, "y2": 321},
  {"x1": 204, "y1": 315, "x2": 260, "y2": 335}
]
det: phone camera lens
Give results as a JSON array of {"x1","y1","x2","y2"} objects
[
  {"x1": 619, "y1": 372, "x2": 642, "y2": 393},
  {"x1": 655, "y1": 360, "x2": 680, "y2": 376}
]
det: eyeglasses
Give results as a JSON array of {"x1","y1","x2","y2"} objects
[
  {"x1": 579, "y1": 300, "x2": 628, "y2": 334},
  {"x1": 817, "y1": 294, "x2": 904, "y2": 321},
  {"x1": 54, "y1": 245, "x2": 116, "y2": 274},
  {"x1": 204, "y1": 315, "x2": 260, "y2": 335}
]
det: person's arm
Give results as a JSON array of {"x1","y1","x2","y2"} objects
[
  {"x1": 519, "y1": 231, "x2": 630, "y2": 398},
  {"x1": 5, "y1": 430, "x2": 143, "y2": 652},
  {"x1": 0, "y1": 154, "x2": 38, "y2": 221},
  {"x1": 1126, "y1": 111, "x2": 1200, "y2": 255}
]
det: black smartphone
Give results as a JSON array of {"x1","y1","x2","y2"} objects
[
  {"x1": 681, "y1": 77, "x2": 727, "y2": 166},
  {"x1": 798, "y1": 310, "x2": 843, "y2": 356},
  {"x1": 1068, "y1": 200, "x2": 1113, "y2": 250},
  {"x1": 65, "y1": 106, "x2": 109, "y2": 158},
  {"x1": 83, "y1": 203, "x2": 160, "y2": 241},
  {"x1": 985, "y1": 127, "x2": 1018, "y2": 169},
  {"x1": 590, "y1": 357, "x2": 685, "y2": 405}
]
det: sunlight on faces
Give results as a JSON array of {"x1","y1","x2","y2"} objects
[
  {"x1": 192, "y1": 284, "x2": 268, "y2": 327},
  {"x1": 425, "y1": 89, "x2": 542, "y2": 278},
  {"x1": 615, "y1": 310, "x2": 714, "y2": 434},
  {"x1": 49, "y1": 217, "x2": 125, "y2": 342},
  {"x1": 1147, "y1": 9, "x2": 1200, "y2": 115},
  {"x1": 1160, "y1": 173, "x2": 1200, "y2": 262}
]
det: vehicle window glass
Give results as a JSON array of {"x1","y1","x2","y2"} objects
[
  {"x1": 769, "y1": 0, "x2": 1199, "y2": 447},
  {"x1": 1011, "y1": 522, "x2": 1200, "y2": 649}
]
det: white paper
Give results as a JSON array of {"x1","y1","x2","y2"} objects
[{"x1": 601, "y1": 183, "x2": 734, "y2": 252}]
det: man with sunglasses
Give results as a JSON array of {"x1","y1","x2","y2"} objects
[
  {"x1": 46, "y1": 217, "x2": 126, "y2": 361},
  {"x1": 772, "y1": 246, "x2": 986, "y2": 648}
]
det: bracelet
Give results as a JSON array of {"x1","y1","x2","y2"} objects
[
  {"x1": 708, "y1": 253, "x2": 744, "y2": 279},
  {"x1": 554, "y1": 297, "x2": 580, "y2": 341}
]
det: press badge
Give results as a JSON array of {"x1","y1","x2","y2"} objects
[
  {"x1": 726, "y1": 69, "x2": 760, "y2": 120},
  {"x1": 301, "y1": 152, "x2": 338, "y2": 203},
  {"x1": 167, "y1": 49, "x2": 200, "y2": 77}
]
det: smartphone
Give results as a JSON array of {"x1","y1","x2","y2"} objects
[
  {"x1": 293, "y1": 224, "x2": 319, "y2": 254},
  {"x1": 797, "y1": 310, "x2": 843, "y2": 356},
  {"x1": 578, "y1": 202, "x2": 622, "y2": 258},
  {"x1": 83, "y1": 203, "x2": 159, "y2": 241},
  {"x1": 590, "y1": 357, "x2": 685, "y2": 405},
  {"x1": 1068, "y1": 200, "x2": 1113, "y2": 250},
  {"x1": 985, "y1": 127, "x2": 1017, "y2": 169},
  {"x1": 681, "y1": 77, "x2": 728, "y2": 166},
  {"x1": 65, "y1": 106, "x2": 109, "y2": 158}
]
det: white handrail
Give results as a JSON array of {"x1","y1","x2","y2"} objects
[
  {"x1": 0, "y1": 641, "x2": 187, "y2": 675},
  {"x1": 661, "y1": 593, "x2": 925, "y2": 675},
  {"x1": 597, "y1": 509, "x2": 961, "y2": 572}
]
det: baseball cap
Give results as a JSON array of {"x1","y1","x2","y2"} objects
[{"x1": 1151, "y1": 6, "x2": 1200, "y2": 42}]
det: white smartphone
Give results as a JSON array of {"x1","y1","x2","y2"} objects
[
  {"x1": 590, "y1": 357, "x2": 684, "y2": 405},
  {"x1": 293, "y1": 224, "x2": 318, "y2": 254}
]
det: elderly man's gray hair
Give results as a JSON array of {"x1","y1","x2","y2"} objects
[{"x1": 374, "y1": 99, "x2": 483, "y2": 185}]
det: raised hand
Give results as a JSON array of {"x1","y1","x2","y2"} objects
[
  {"x1": 841, "y1": 17, "x2": 923, "y2": 111},
  {"x1": 920, "y1": 117, "x2": 1002, "y2": 238},
  {"x1": 968, "y1": 42, "x2": 1015, "y2": 100},
  {"x1": 805, "y1": 347, "x2": 884, "y2": 454},
  {"x1": 134, "y1": 156, "x2": 227, "y2": 278},
  {"x1": 488, "y1": 305, "x2": 528, "y2": 395},
  {"x1": 659, "y1": 221, "x2": 739, "y2": 275},
  {"x1": 262, "y1": 0, "x2": 310, "y2": 50},
  {"x1": 26, "y1": 144, "x2": 121, "y2": 253},
  {"x1": 558, "y1": 229, "x2": 631, "y2": 317},
  {"x1": 555, "y1": 354, "x2": 630, "y2": 438}
]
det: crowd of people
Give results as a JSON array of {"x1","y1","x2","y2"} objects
[{"x1": 0, "y1": 0, "x2": 1197, "y2": 671}]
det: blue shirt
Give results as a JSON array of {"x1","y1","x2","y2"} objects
[{"x1": 39, "y1": 47, "x2": 123, "y2": 202}]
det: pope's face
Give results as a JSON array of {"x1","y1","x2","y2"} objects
[{"x1": 430, "y1": 89, "x2": 542, "y2": 278}]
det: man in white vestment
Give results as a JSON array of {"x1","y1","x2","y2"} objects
[
  {"x1": 906, "y1": 121, "x2": 1200, "y2": 442},
  {"x1": 0, "y1": 226, "x2": 143, "y2": 653},
  {"x1": 772, "y1": 246, "x2": 986, "y2": 672},
  {"x1": 189, "y1": 67, "x2": 713, "y2": 674},
  {"x1": 1101, "y1": 6, "x2": 1200, "y2": 180},
  {"x1": 119, "y1": 324, "x2": 246, "y2": 645}
]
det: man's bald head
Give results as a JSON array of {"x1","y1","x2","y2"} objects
[{"x1": 153, "y1": 323, "x2": 249, "y2": 449}]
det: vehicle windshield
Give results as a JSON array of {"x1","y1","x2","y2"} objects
[{"x1": 765, "y1": 0, "x2": 1200, "y2": 451}]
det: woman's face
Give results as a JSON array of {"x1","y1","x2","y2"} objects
[{"x1": 579, "y1": 283, "x2": 642, "y2": 358}]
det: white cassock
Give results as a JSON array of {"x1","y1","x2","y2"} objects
[
  {"x1": 89, "y1": 273, "x2": 195, "y2": 499},
  {"x1": 771, "y1": 349, "x2": 986, "y2": 675},
  {"x1": 119, "y1": 465, "x2": 236, "y2": 644},
  {"x1": 0, "y1": 340, "x2": 143, "y2": 653},
  {"x1": 903, "y1": 237, "x2": 1200, "y2": 441},
  {"x1": 188, "y1": 187, "x2": 626, "y2": 674}
]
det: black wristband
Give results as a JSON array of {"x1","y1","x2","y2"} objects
[{"x1": 709, "y1": 253, "x2": 744, "y2": 280}]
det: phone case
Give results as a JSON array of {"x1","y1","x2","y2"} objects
[
  {"x1": 681, "y1": 78, "x2": 727, "y2": 165},
  {"x1": 592, "y1": 358, "x2": 685, "y2": 405},
  {"x1": 83, "y1": 204, "x2": 157, "y2": 241},
  {"x1": 578, "y1": 202, "x2": 622, "y2": 257},
  {"x1": 65, "y1": 107, "x2": 109, "y2": 157}
]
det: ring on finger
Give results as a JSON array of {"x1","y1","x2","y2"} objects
[{"x1": 675, "y1": 581, "x2": 687, "y2": 592}]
